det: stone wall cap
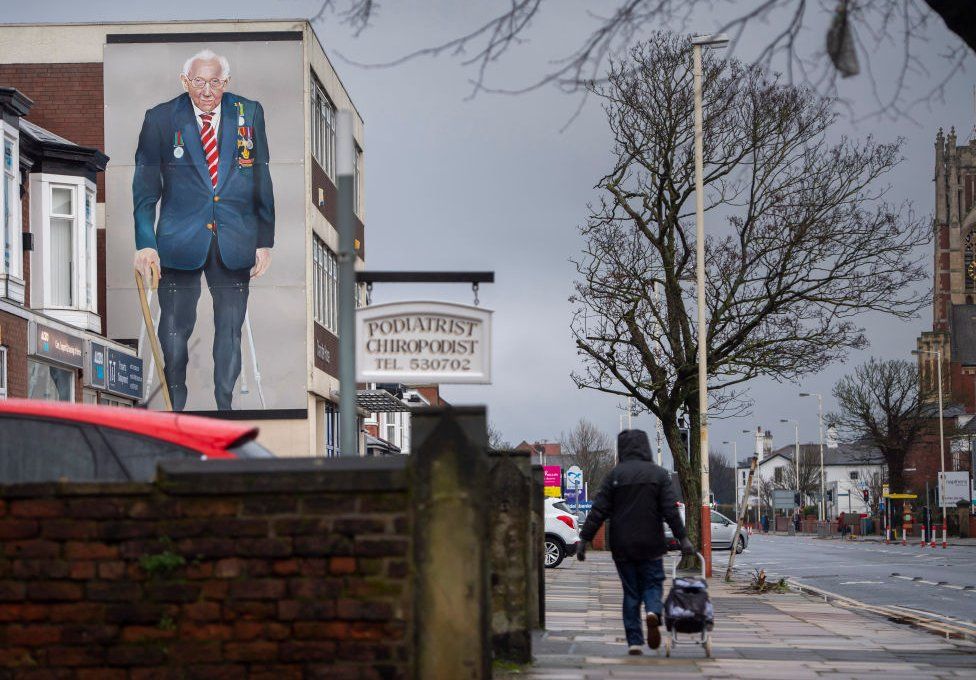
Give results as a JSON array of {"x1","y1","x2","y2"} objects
[{"x1": 157, "y1": 456, "x2": 409, "y2": 495}]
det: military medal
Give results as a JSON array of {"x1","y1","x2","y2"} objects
[
  {"x1": 236, "y1": 101, "x2": 245, "y2": 126},
  {"x1": 237, "y1": 124, "x2": 255, "y2": 167},
  {"x1": 173, "y1": 131, "x2": 184, "y2": 158}
]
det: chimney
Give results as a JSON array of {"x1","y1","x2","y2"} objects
[
  {"x1": 754, "y1": 426, "x2": 764, "y2": 462},
  {"x1": 763, "y1": 430, "x2": 773, "y2": 457},
  {"x1": 826, "y1": 426, "x2": 839, "y2": 449}
]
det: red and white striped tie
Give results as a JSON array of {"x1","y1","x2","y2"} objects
[{"x1": 200, "y1": 113, "x2": 218, "y2": 189}]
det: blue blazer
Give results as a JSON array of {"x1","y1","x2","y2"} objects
[{"x1": 132, "y1": 92, "x2": 275, "y2": 271}]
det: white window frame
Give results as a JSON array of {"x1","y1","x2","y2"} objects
[
  {"x1": 29, "y1": 173, "x2": 99, "y2": 332},
  {"x1": 0, "y1": 346, "x2": 8, "y2": 399},
  {"x1": 311, "y1": 76, "x2": 336, "y2": 179},
  {"x1": 313, "y1": 235, "x2": 338, "y2": 333},
  {"x1": 325, "y1": 400, "x2": 340, "y2": 457},
  {"x1": 0, "y1": 125, "x2": 24, "y2": 303}
]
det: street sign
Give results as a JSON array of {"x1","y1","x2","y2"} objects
[
  {"x1": 566, "y1": 465, "x2": 583, "y2": 490},
  {"x1": 576, "y1": 501, "x2": 593, "y2": 512},
  {"x1": 355, "y1": 301, "x2": 492, "y2": 384},
  {"x1": 772, "y1": 489, "x2": 798, "y2": 510},
  {"x1": 543, "y1": 465, "x2": 562, "y2": 498},
  {"x1": 939, "y1": 471, "x2": 970, "y2": 507}
]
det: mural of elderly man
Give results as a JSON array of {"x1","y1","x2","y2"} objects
[{"x1": 132, "y1": 48, "x2": 275, "y2": 411}]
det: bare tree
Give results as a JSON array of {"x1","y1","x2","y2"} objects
[
  {"x1": 830, "y1": 358, "x2": 934, "y2": 495},
  {"x1": 570, "y1": 33, "x2": 929, "y2": 551},
  {"x1": 560, "y1": 419, "x2": 615, "y2": 491},
  {"x1": 771, "y1": 445, "x2": 822, "y2": 503},
  {"x1": 708, "y1": 450, "x2": 735, "y2": 506},
  {"x1": 318, "y1": 1, "x2": 974, "y2": 118},
  {"x1": 860, "y1": 467, "x2": 886, "y2": 517},
  {"x1": 487, "y1": 421, "x2": 511, "y2": 450}
]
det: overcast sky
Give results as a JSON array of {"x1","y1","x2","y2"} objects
[{"x1": 8, "y1": 1, "x2": 975, "y2": 465}]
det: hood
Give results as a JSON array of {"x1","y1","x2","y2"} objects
[{"x1": 617, "y1": 429, "x2": 654, "y2": 462}]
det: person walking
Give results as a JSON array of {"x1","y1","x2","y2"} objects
[{"x1": 577, "y1": 429, "x2": 693, "y2": 655}]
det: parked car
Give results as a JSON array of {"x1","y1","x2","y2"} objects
[
  {"x1": 665, "y1": 502, "x2": 748, "y2": 553},
  {"x1": 0, "y1": 399, "x2": 273, "y2": 483},
  {"x1": 544, "y1": 497, "x2": 580, "y2": 568}
]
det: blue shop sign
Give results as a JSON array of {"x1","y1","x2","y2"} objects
[
  {"x1": 89, "y1": 342, "x2": 107, "y2": 389},
  {"x1": 105, "y1": 348, "x2": 143, "y2": 400}
]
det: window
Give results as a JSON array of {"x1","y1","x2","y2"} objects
[
  {"x1": 967, "y1": 231, "x2": 976, "y2": 291},
  {"x1": 773, "y1": 466, "x2": 784, "y2": 484},
  {"x1": 311, "y1": 76, "x2": 336, "y2": 178},
  {"x1": 28, "y1": 360, "x2": 74, "y2": 402},
  {"x1": 325, "y1": 400, "x2": 340, "y2": 457},
  {"x1": 313, "y1": 235, "x2": 338, "y2": 332},
  {"x1": 30, "y1": 175, "x2": 98, "y2": 327},
  {"x1": 2, "y1": 135, "x2": 21, "y2": 281},
  {"x1": 0, "y1": 417, "x2": 97, "y2": 483},
  {"x1": 849, "y1": 471, "x2": 859, "y2": 481},
  {"x1": 99, "y1": 428, "x2": 197, "y2": 481},
  {"x1": 0, "y1": 346, "x2": 7, "y2": 399},
  {"x1": 385, "y1": 421, "x2": 397, "y2": 448},
  {"x1": 50, "y1": 185, "x2": 74, "y2": 306}
]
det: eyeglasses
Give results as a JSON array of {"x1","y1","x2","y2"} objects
[{"x1": 187, "y1": 77, "x2": 227, "y2": 89}]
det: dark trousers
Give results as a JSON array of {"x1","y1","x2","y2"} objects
[
  {"x1": 158, "y1": 242, "x2": 250, "y2": 411},
  {"x1": 614, "y1": 558, "x2": 665, "y2": 646}
]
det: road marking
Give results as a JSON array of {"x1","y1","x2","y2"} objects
[{"x1": 840, "y1": 580, "x2": 883, "y2": 585}]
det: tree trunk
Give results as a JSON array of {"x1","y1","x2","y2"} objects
[{"x1": 662, "y1": 413, "x2": 701, "y2": 570}]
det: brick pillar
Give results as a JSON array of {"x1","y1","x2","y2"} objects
[
  {"x1": 488, "y1": 449, "x2": 532, "y2": 662},
  {"x1": 411, "y1": 406, "x2": 489, "y2": 680}
]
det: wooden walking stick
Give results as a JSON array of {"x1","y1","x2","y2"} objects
[{"x1": 135, "y1": 270, "x2": 173, "y2": 411}]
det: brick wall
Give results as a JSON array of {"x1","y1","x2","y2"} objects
[
  {"x1": 0, "y1": 63, "x2": 105, "y2": 199},
  {"x1": 0, "y1": 457, "x2": 411, "y2": 678},
  {"x1": 0, "y1": 309, "x2": 28, "y2": 398}
]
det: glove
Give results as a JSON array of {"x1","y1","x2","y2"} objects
[
  {"x1": 577, "y1": 541, "x2": 588, "y2": 562},
  {"x1": 680, "y1": 537, "x2": 695, "y2": 556}
]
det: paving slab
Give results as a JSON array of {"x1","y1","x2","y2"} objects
[{"x1": 497, "y1": 551, "x2": 976, "y2": 679}]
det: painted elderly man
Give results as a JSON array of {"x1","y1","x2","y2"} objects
[{"x1": 132, "y1": 48, "x2": 275, "y2": 411}]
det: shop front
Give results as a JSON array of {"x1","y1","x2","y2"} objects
[
  {"x1": 27, "y1": 322, "x2": 84, "y2": 402},
  {"x1": 84, "y1": 341, "x2": 144, "y2": 407}
]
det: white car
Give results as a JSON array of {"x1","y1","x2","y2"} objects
[{"x1": 544, "y1": 498, "x2": 580, "y2": 568}]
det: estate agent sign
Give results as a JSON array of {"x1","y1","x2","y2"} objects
[{"x1": 355, "y1": 301, "x2": 492, "y2": 384}]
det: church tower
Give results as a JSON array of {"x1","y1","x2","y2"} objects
[{"x1": 916, "y1": 124, "x2": 976, "y2": 409}]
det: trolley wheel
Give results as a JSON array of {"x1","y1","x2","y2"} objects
[
  {"x1": 704, "y1": 638, "x2": 712, "y2": 658},
  {"x1": 664, "y1": 639, "x2": 671, "y2": 657}
]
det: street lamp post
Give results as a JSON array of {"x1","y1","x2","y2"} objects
[
  {"x1": 691, "y1": 32, "x2": 728, "y2": 578},
  {"x1": 913, "y1": 348, "x2": 947, "y2": 549},
  {"x1": 724, "y1": 429, "x2": 752, "y2": 528},
  {"x1": 799, "y1": 393, "x2": 826, "y2": 523},
  {"x1": 780, "y1": 418, "x2": 800, "y2": 523}
]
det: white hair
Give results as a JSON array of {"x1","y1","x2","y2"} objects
[{"x1": 182, "y1": 49, "x2": 230, "y2": 79}]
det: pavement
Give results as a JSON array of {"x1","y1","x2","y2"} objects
[
  {"x1": 735, "y1": 534, "x2": 976, "y2": 625},
  {"x1": 497, "y1": 549, "x2": 976, "y2": 679}
]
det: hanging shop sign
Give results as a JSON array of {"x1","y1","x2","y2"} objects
[
  {"x1": 355, "y1": 301, "x2": 492, "y2": 384},
  {"x1": 86, "y1": 341, "x2": 144, "y2": 400},
  {"x1": 29, "y1": 322, "x2": 84, "y2": 369}
]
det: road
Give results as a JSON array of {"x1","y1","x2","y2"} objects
[{"x1": 734, "y1": 534, "x2": 976, "y2": 626}]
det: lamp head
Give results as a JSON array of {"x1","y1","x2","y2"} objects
[
  {"x1": 799, "y1": 392, "x2": 810, "y2": 397},
  {"x1": 691, "y1": 33, "x2": 730, "y2": 48}
]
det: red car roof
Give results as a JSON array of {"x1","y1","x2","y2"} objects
[{"x1": 0, "y1": 399, "x2": 258, "y2": 458}]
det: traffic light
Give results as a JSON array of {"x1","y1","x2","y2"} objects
[
  {"x1": 794, "y1": 493, "x2": 801, "y2": 506},
  {"x1": 679, "y1": 428, "x2": 690, "y2": 454},
  {"x1": 862, "y1": 489, "x2": 869, "y2": 503},
  {"x1": 826, "y1": 490, "x2": 833, "y2": 503}
]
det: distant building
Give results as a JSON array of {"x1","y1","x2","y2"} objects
[
  {"x1": 362, "y1": 383, "x2": 446, "y2": 455},
  {"x1": 515, "y1": 440, "x2": 565, "y2": 468},
  {"x1": 737, "y1": 432, "x2": 884, "y2": 517}
]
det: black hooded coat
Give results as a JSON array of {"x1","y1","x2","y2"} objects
[{"x1": 579, "y1": 429, "x2": 687, "y2": 562}]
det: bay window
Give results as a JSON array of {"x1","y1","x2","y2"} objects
[
  {"x1": 30, "y1": 175, "x2": 99, "y2": 332},
  {"x1": 1, "y1": 129, "x2": 24, "y2": 303}
]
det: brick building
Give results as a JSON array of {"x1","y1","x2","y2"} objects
[{"x1": 0, "y1": 86, "x2": 143, "y2": 406}]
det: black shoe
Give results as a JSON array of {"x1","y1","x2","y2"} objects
[{"x1": 646, "y1": 613, "x2": 661, "y2": 650}]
